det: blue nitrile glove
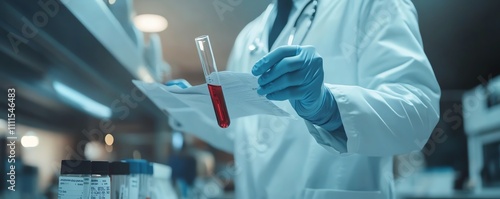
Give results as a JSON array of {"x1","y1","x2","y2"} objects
[
  {"x1": 165, "y1": 79, "x2": 192, "y2": 89},
  {"x1": 252, "y1": 45, "x2": 342, "y2": 131}
]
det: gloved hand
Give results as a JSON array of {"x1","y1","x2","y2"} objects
[
  {"x1": 252, "y1": 45, "x2": 342, "y2": 131},
  {"x1": 165, "y1": 79, "x2": 191, "y2": 88}
]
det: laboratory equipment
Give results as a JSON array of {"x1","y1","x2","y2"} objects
[
  {"x1": 150, "y1": 162, "x2": 178, "y2": 199},
  {"x1": 144, "y1": 33, "x2": 171, "y2": 81},
  {"x1": 464, "y1": 76, "x2": 500, "y2": 194},
  {"x1": 110, "y1": 161, "x2": 130, "y2": 199},
  {"x1": 124, "y1": 160, "x2": 141, "y2": 199},
  {"x1": 124, "y1": 159, "x2": 150, "y2": 199},
  {"x1": 147, "y1": 163, "x2": 153, "y2": 199},
  {"x1": 58, "y1": 160, "x2": 92, "y2": 199},
  {"x1": 90, "y1": 161, "x2": 111, "y2": 199},
  {"x1": 195, "y1": 35, "x2": 230, "y2": 128},
  {"x1": 107, "y1": 0, "x2": 143, "y2": 50}
]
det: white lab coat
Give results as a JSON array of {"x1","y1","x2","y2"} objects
[{"x1": 170, "y1": 0, "x2": 440, "y2": 198}]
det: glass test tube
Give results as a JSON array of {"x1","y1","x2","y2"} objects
[{"x1": 195, "y1": 35, "x2": 230, "y2": 128}]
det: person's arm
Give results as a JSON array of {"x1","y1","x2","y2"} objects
[{"x1": 306, "y1": 0, "x2": 440, "y2": 156}]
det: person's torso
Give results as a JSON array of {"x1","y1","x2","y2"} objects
[{"x1": 227, "y1": 1, "x2": 395, "y2": 198}]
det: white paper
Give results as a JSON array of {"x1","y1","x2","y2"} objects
[{"x1": 133, "y1": 71, "x2": 292, "y2": 121}]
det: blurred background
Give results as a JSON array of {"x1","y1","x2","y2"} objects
[{"x1": 0, "y1": 0, "x2": 499, "y2": 198}]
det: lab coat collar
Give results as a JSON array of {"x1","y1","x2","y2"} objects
[{"x1": 272, "y1": 0, "x2": 311, "y2": 10}]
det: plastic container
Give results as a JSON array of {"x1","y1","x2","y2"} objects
[
  {"x1": 125, "y1": 159, "x2": 149, "y2": 199},
  {"x1": 110, "y1": 161, "x2": 130, "y2": 199},
  {"x1": 58, "y1": 160, "x2": 92, "y2": 199},
  {"x1": 90, "y1": 161, "x2": 111, "y2": 199}
]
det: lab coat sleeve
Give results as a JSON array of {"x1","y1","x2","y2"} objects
[{"x1": 306, "y1": 0, "x2": 441, "y2": 156}]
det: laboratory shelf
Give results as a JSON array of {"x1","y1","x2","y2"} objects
[
  {"x1": 61, "y1": 0, "x2": 157, "y2": 83},
  {"x1": 0, "y1": 0, "x2": 165, "y2": 132}
]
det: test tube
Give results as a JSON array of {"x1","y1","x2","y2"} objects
[{"x1": 195, "y1": 35, "x2": 230, "y2": 128}]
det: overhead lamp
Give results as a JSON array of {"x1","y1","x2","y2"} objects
[
  {"x1": 105, "y1": 133, "x2": 114, "y2": 146},
  {"x1": 84, "y1": 141, "x2": 104, "y2": 160},
  {"x1": 21, "y1": 131, "x2": 39, "y2": 148},
  {"x1": 133, "y1": 14, "x2": 168, "y2": 33},
  {"x1": 53, "y1": 81, "x2": 112, "y2": 119},
  {"x1": 0, "y1": 119, "x2": 6, "y2": 132},
  {"x1": 172, "y1": 131, "x2": 184, "y2": 151}
]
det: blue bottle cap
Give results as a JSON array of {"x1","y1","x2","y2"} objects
[{"x1": 123, "y1": 159, "x2": 149, "y2": 174}]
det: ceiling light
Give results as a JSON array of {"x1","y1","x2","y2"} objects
[
  {"x1": 105, "y1": 134, "x2": 114, "y2": 146},
  {"x1": 53, "y1": 81, "x2": 112, "y2": 119},
  {"x1": 21, "y1": 132, "x2": 39, "y2": 148},
  {"x1": 84, "y1": 141, "x2": 104, "y2": 160},
  {"x1": 0, "y1": 119, "x2": 6, "y2": 132},
  {"x1": 134, "y1": 14, "x2": 168, "y2": 33},
  {"x1": 172, "y1": 131, "x2": 184, "y2": 151}
]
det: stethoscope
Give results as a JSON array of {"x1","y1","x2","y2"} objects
[{"x1": 249, "y1": 0, "x2": 318, "y2": 54}]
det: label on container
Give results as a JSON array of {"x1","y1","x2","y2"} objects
[
  {"x1": 129, "y1": 176, "x2": 139, "y2": 199},
  {"x1": 58, "y1": 176, "x2": 91, "y2": 199},
  {"x1": 90, "y1": 177, "x2": 111, "y2": 199}
]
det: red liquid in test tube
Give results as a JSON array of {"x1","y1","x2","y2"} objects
[
  {"x1": 207, "y1": 84, "x2": 230, "y2": 128},
  {"x1": 195, "y1": 35, "x2": 230, "y2": 128}
]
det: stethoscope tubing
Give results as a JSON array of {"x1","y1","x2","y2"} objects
[{"x1": 250, "y1": 0, "x2": 318, "y2": 54}]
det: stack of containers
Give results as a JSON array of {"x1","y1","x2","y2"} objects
[{"x1": 59, "y1": 159, "x2": 175, "y2": 199}]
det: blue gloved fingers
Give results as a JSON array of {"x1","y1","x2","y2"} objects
[
  {"x1": 252, "y1": 45, "x2": 300, "y2": 76},
  {"x1": 257, "y1": 56, "x2": 305, "y2": 86},
  {"x1": 257, "y1": 70, "x2": 305, "y2": 95},
  {"x1": 165, "y1": 79, "x2": 191, "y2": 89}
]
